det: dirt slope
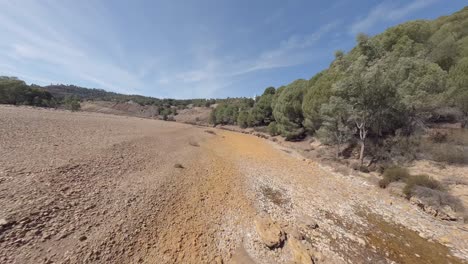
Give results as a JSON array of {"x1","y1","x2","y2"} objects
[
  {"x1": 0, "y1": 105, "x2": 467, "y2": 264},
  {"x1": 174, "y1": 106, "x2": 212, "y2": 125},
  {"x1": 80, "y1": 101, "x2": 160, "y2": 119}
]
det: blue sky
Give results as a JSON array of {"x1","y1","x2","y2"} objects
[{"x1": 0, "y1": 0, "x2": 466, "y2": 99}]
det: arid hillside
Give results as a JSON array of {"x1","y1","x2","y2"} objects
[
  {"x1": 0, "y1": 105, "x2": 467, "y2": 264},
  {"x1": 80, "y1": 100, "x2": 160, "y2": 119}
]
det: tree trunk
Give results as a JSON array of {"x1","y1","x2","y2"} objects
[
  {"x1": 356, "y1": 121, "x2": 367, "y2": 167},
  {"x1": 359, "y1": 139, "x2": 365, "y2": 166}
]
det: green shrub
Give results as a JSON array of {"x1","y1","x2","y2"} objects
[
  {"x1": 237, "y1": 110, "x2": 250, "y2": 128},
  {"x1": 0, "y1": 77, "x2": 55, "y2": 107},
  {"x1": 403, "y1": 174, "x2": 444, "y2": 198},
  {"x1": 63, "y1": 95, "x2": 81, "y2": 111},
  {"x1": 267, "y1": 122, "x2": 279, "y2": 136},
  {"x1": 272, "y1": 79, "x2": 307, "y2": 140},
  {"x1": 379, "y1": 166, "x2": 410, "y2": 188},
  {"x1": 249, "y1": 87, "x2": 275, "y2": 126}
]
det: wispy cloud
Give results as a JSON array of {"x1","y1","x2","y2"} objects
[
  {"x1": 243, "y1": 21, "x2": 339, "y2": 73},
  {"x1": 0, "y1": 1, "x2": 341, "y2": 98},
  {"x1": 156, "y1": 21, "x2": 339, "y2": 97},
  {"x1": 350, "y1": 0, "x2": 438, "y2": 35},
  {"x1": 0, "y1": 1, "x2": 145, "y2": 95}
]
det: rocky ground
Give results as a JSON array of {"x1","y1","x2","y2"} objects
[{"x1": 0, "y1": 105, "x2": 467, "y2": 263}]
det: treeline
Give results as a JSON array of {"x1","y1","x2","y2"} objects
[
  {"x1": 211, "y1": 7, "x2": 468, "y2": 164},
  {"x1": 0, "y1": 77, "x2": 55, "y2": 107},
  {"x1": 0, "y1": 76, "x2": 67, "y2": 108},
  {"x1": 0, "y1": 76, "x2": 245, "y2": 114},
  {"x1": 43, "y1": 84, "x2": 220, "y2": 108},
  {"x1": 0, "y1": 77, "x2": 81, "y2": 111}
]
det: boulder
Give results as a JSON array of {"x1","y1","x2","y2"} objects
[
  {"x1": 288, "y1": 238, "x2": 314, "y2": 264},
  {"x1": 254, "y1": 216, "x2": 285, "y2": 249}
]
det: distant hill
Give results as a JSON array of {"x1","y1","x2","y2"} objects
[
  {"x1": 43, "y1": 84, "x2": 184, "y2": 106},
  {"x1": 0, "y1": 77, "x2": 252, "y2": 123}
]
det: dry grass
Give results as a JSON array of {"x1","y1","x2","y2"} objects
[
  {"x1": 333, "y1": 165, "x2": 351, "y2": 176},
  {"x1": 411, "y1": 186, "x2": 465, "y2": 213},
  {"x1": 403, "y1": 174, "x2": 444, "y2": 198},
  {"x1": 442, "y1": 175, "x2": 468, "y2": 186},
  {"x1": 446, "y1": 128, "x2": 468, "y2": 145},
  {"x1": 426, "y1": 143, "x2": 468, "y2": 165},
  {"x1": 420, "y1": 129, "x2": 468, "y2": 165}
]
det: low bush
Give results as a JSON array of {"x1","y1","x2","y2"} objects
[
  {"x1": 379, "y1": 166, "x2": 410, "y2": 188},
  {"x1": 411, "y1": 186, "x2": 465, "y2": 213},
  {"x1": 375, "y1": 135, "x2": 422, "y2": 164},
  {"x1": 63, "y1": 95, "x2": 81, "y2": 111},
  {"x1": 267, "y1": 122, "x2": 279, "y2": 136},
  {"x1": 427, "y1": 143, "x2": 468, "y2": 165},
  {"x1": 403, "y1": 174, "x2": 444, "y2": 198}
]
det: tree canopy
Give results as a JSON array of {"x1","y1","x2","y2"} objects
[{"x1": 209, "y1": 6, "x2": 468, "y2": 146}]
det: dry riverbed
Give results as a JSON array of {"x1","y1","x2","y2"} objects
[{"x1": 0, "y1": 105, "x2": 467, "y2": 263}]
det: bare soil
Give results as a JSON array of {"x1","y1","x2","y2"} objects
[
  {"x1": 80, "y1": 100, "x2": 160, "y2": 119},
  {"x1": 1, "y1": 105, "x2": 467, "y2": 264},
  {"x1": 174, "y1": 106, "x2": 212, "y2": 126}
]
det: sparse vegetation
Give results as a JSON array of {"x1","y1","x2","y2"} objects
[
  {"x1": 421, "y1": 130, "x2": 468, "y2": 165},
  {"x1": 379, "y1": 167, "x2": 411, "y2": 188},
  {"x1": 379, "y1": 167, "x2": 450, "y2": 205},
  {"x1": 426, "y1": 143, "x2": 468, "y2": 164},
  {"x1": 411, "y1": 186, "x2": 465, "y2": 216},
  {"x1": 403, "y1": 174, "x2": 444, "y2": 198},
  {"x1": 63, "y1": 95, "x2": 81, "y2": 111}
]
